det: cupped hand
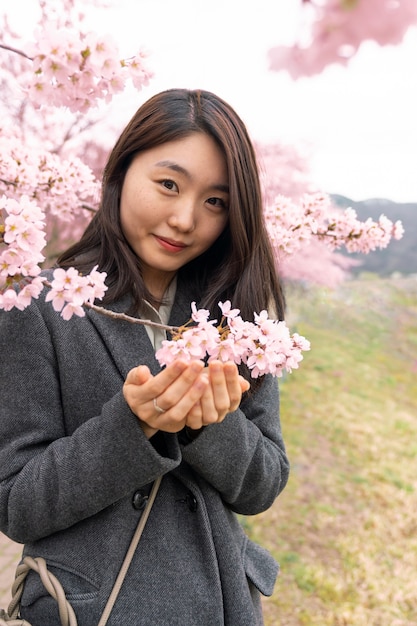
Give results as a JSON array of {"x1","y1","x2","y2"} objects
[
  {"x1": 123, "y1": 359, "x2": 209, "y2": 438},
  {"x1": 184, "y1": 360, "x2": 250, "y2": 431},
  {"x1": 124, "y1": 359, "x2": 250, "y2": 439}
]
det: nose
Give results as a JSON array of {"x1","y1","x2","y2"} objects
[{"x1": 167, "y1": 201, "x2": 196, "y2": 233}]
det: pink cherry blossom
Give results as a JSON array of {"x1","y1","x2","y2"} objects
[
  {"x1": 265, "y1": 193, "x2": 404, "y2": 259},
  {"x1": 0, "y1": 0, "x2": 406, "y2": 369},
  {"x1": 156, "y1": 337, "x2": 199, "y2": 365},
  {"x1": 88, "y1": 266, "x2": 108, "y2": 302},
  {"x1": 218, "y1": 300, "x2": 240, "y2": 320},
  {"x1": 155, "y1": 302, "x2": 311, "y2": 379},
  {"x1": 190, "y1": 301, "x2": 211, "y2": 323},
  {"x1": 45, "y1": 287, "x2": 67, "y2": 313},
  {"x1": 0, "y1": 249, "x2": 23, "y2": 277},
  {"x1": 24, "y1": 25, "x2": 153, "y2": 113},
  {"x1": 43, "y1": 266, "x2": 108, "y2": 319},
  {"x1": 269, "y1": 0, "x2": 417, "y2": 79},
  {"x1": 208, "y1": 334, "x2": 245, "y2": 365},
  {"x1": 0, "y1": 274, "x2": 45, "y2": 311},
  {"x1": 0, "y1": 136, "x2": 100, "y2": 221},
  {"x1": 61, "y1": 301, "x2": 86, "y2": 320},
  {"x1": 0, "y1": 288, "x2": 19, "y2": 311},
  {"x1": 13, "y1": 276, "x2": 45, "y2": 309},
  {"x1": 0, "y1": 195, "x2": 46, "y2": 298}
]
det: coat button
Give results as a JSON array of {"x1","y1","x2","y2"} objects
[
  {"x1": 132, "y1": 490, "x2": 148, "y2": 510},
  {"x1": 186, "y1": 492, "x2": 198, "y2": 512}
]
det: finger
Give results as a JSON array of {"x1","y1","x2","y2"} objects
[
  {"x1": 130, "y1": 365, "x2": 152, "y2": 385},
  {"x1": 156, "y1": 360, "x2": 205, "y2": 410},
  {"x1": 208, "y1": 361, "x2": 233, "y2": 418},
  {"x1": 153, "y1": 373, "x2": 209, "y2": 432},
  {"x1": 137, "y1": 359, "x2": 190, "y2": 402},
  {"x1": 184, "y1": 400, "x2": 204, "y2": 430},
  {"x1": 224, "y1": 362, "x2": 246, "y2": 411},
  {"x1": 124, "y1": 360, "x2": 209, "y2": 433},
  {"x1": 123, "y1": 366, "x2": 158, "y2": 438},
  {"x1": 238, "y1": 375, "x2": 250, "y2": 393},
  {"x1": 199, "y1": 383, "x2": 222, "y2": 424},
  {"x1": 123, "y1": 365, "x2": 153, "y2": 411},
  {"x1": 124, "y1": 361, "x2": 188, "y2": 405},
  {"x1": 125, "y1": 365, "x2": 151, "y2": 386}
]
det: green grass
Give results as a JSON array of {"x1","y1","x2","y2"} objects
[{"x1": 253, "y1": 276, "x2": 417, "y2": 626}]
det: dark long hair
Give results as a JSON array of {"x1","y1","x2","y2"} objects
[{"x1": 58, "y1": 88, "x2": 285, "y2": 322}]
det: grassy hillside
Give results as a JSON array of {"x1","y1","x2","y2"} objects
[{"x1": 255, "y1": 276, "x2": 417, "y2": 625}]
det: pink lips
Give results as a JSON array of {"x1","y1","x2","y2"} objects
[{"x1": 155, "y1": 235, "x2": 188, "y2": 253}]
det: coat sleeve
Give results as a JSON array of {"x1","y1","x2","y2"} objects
[
  {"x1": 180, "y1": 373, "x2": 290, "y2": 515},
  {"x1": 0, "y1": 302, "x2": 181, "y2": 544}
]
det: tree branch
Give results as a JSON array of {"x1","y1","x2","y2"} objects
[
  {"x1": 83, "y1": 299, "x2": 180, "y2": 332},
  {"x1": 41, "y1": 280, "x2": 180, "y2": 332},
  {"x1": 0, "y1": 43, "x2": 32, "y2": 61},
  {"x1": 81, "y1": 203, "x2": 98, "y2": 213},
  {"x1": 0, "y1": 178, "x2": 17, "y2": 187}
]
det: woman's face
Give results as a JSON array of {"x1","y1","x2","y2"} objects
[{"x1": 120, "y1": 132, "x2": 229, "y2": 298}]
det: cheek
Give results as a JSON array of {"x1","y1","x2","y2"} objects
[
  {"x1": 120, "y1": 187, "x2": 153, "y2": 232},
  {"x1": 208, "y1": 215, "x2": 228, "y2": 244},
  {"x1": 119, "y1": 203, "x2": 133, "y2": 240},
  {"x1": 119, "y1": 187, "x2": 132, "y2": 229},
  {"x1": 196, "y1": 217, "x2": 227, "y2": 256}
]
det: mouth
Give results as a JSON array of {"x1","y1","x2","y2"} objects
[{"x1": 154, "y1": 235, "x2": 189, "y2": 253}]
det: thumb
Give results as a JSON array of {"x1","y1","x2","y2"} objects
[{"x1": 125, "y1": 365, "x2": 152, "y2": 386}]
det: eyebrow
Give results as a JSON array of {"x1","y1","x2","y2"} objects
[{"x1": 155, "y1": 160, "x2": 229, "y2": 194}]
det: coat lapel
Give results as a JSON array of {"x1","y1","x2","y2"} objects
[
  {"x1": 86, "y1": 295, "x2": 161, "y2": 379},
  {"x1": 86, "y1": 278, "x2": 197, "y2": 380},
  {"x1": 167, "y1": 277, "x2": 196, "y2": 329}
]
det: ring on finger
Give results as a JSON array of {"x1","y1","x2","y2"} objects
[{"x1": 153, "y1": 397, "x2": 166, "y2": 414}]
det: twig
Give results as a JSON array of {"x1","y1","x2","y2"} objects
[
  {"x1": 0, "y1": 43, "x2": 32, "y2": 60},
  {"x1": 84, "y1": 300, "x2": 179, "y2": 332},
  {"x1": 0, "y1": 178, "x2": 17, "y2": 187},
  {"x1": 42, "y1": 280, "x2": 180, "y2": 332},
  {"x1": 81, "y1": 204, "x2": 98, "y2": 213}
]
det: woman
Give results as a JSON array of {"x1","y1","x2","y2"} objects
[{"x1": 0, "y1": 89, "x2": 289, "y2": 625}]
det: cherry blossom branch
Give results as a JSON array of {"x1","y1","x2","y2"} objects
[
  {"x1": 41, "y1": 276, "x2": 178, "y2": 331},
  {"x1": 0, "y1": 178, "x2": 17, "y2": 188},
  {"x1": 53, "y1": 283, "x2": 311, "y2": 379},
  {"x1": 81, "y1": 299, "x2": 179, "y2": 333},
  {"x1": 265, "y1": 194, "x2": 404, "y2": 256},
  {"x1": 22, "y1": 28, "x2": 153, "y2": 113},
  {"x1": 81, "y1": 204, "x2": 98, "y2": 213},
  {"x1": 32, "y1": 271, "x2": 310, "y2": 378},
  {"x1": 0, "y1": 191, "x2": 404, "y2": 317},
  {"x1": 49, "y1": 116, "x2": 97, "y2": 155},
  {"x1": 0, "y1": 138, "x2": 100, "y2": 220},
  {"x1": 0, "y1": 250, "x2": 310, "y2": 380},
  {"x1": 0, "y1": 43, "x2": 32, "y2": 60},
  {"x1": 155, "y1": 301, "x2": 311, "y2": 379}
]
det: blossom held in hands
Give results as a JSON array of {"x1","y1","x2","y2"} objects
[{"x1": 156, "y1": 302, "x2": 310, "y2": 379}]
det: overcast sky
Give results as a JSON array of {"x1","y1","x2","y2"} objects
[
  {"x1": 11, "y1": 0, "x2": 417, "y2": 203},
  {"x1": 101, "y1": 0, "x2": 417, "y2": 204}
]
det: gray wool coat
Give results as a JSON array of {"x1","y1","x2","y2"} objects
[{"x1": 0, "y1": 275, "x2": 290, "y2": 625}]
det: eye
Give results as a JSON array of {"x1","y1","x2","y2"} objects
[
  {"x1": 161, "y1": 179, "x2": 178, "y2": 192},
  {"x1": 206, "y1": 197, "x2": 228, "y2": 210}
]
